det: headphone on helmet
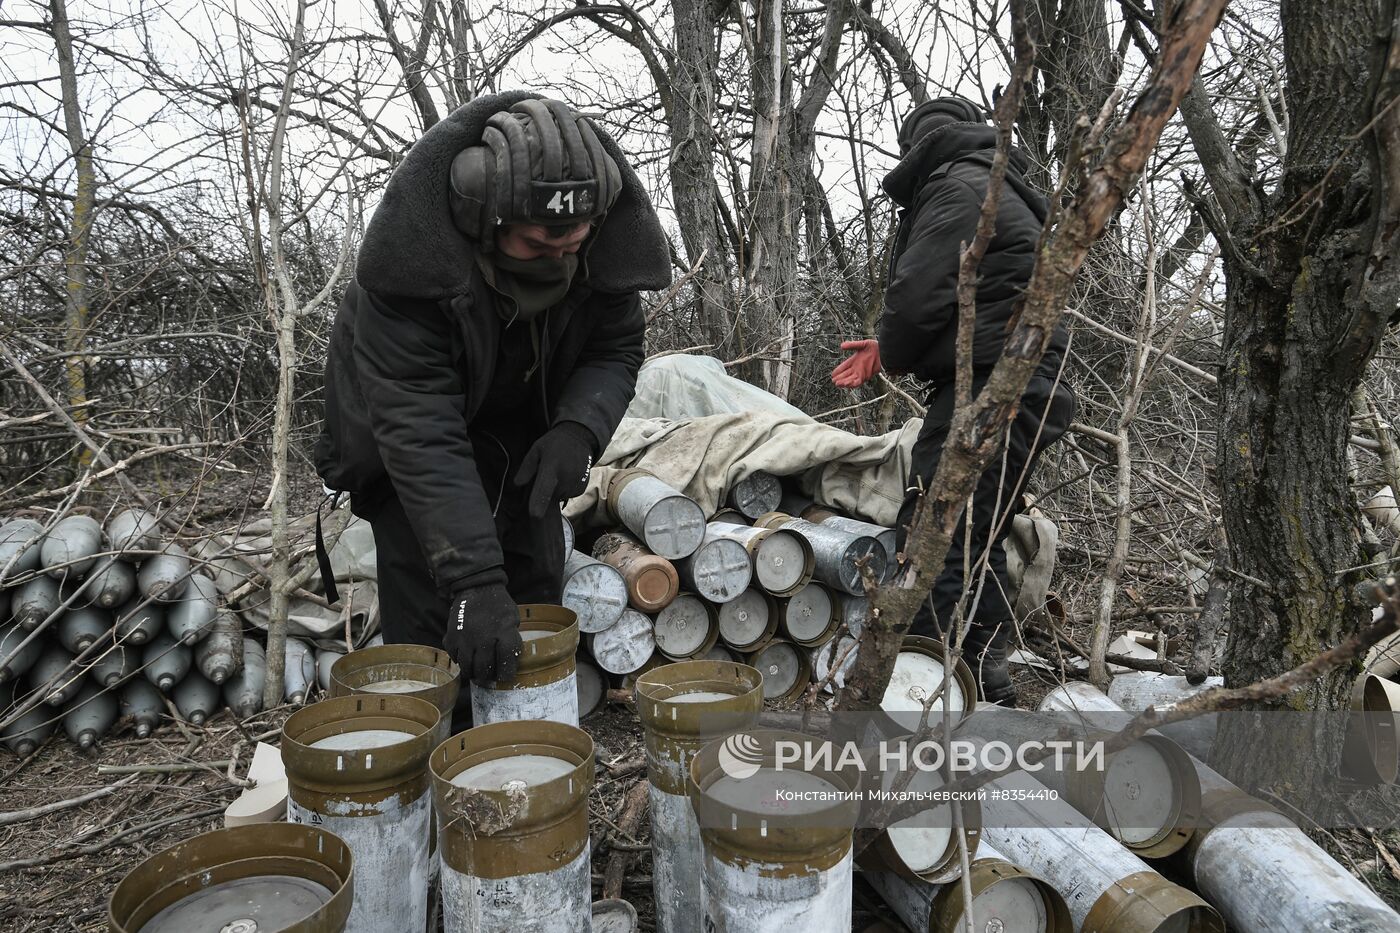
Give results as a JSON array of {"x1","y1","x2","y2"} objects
[{"x1": 450, "y1": 99, "x2": 623, "y2": 250}]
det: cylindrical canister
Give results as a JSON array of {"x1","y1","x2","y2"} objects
[
  {"x1": 976, "y1": 762, "x2": 1222, "y2": 933},
  {"x1": 704, "y1": 521, "x2": 813, "y2": 597},
  {"x1": 857, "y1": 735, "x2": 981, "y2": 884},
  {"x1": 2, "y1": 688, "x2": 55, "y2": 754},
  {"x1": 561, "y1": 513, "x2": 575, "y2": 562},
  {"x1": 880, "y1": 636, "x2": 977, "y2": 726},
  {"x1": 810, "y1": 513, "x2": 898, "y2": 582},
  {"x1": 31, "y1": 643, "x2": 81, "y2": 706},
  {"x1": 318, "y1": 647, "x2": 346, "y2": 691},
  {"x1": 284, "y1": 637, "x2": 316, "y2": 703},
  {"x1": 432, "y1": 719, "x2": 595, "y2": 932},
  {"x1": 756, "y1": 514, "x2": 886, "y2": 595},
  {"x1": 974, "y1": 701, "x2": 1200, "y2": 859},
  {"x1": 106, "y1": 507, "x2": 159, "y2": 558},
  {"x1": 107, "y1": 822, "x2": 353, "y2": 933},
  {"x1": 716, "y1": 587, "x2": 778, "y2": 652},
  {"x1": 608, "y1": 470, "x2": 707, "y2": 560},
  {"x1": 777, "y1": 582, "x2": 838, "y2": 647},
  {"x1": 727, "y1": 470, "x2": 783, "y2": 519},
  {"x1": 470, "y1": 604, "x2": 580, "y2": 726},
  {"x1": 283, "y1": 693, "x2": 438, "y2": 933},
  {"x1": 588, "y1": 608, "x2": 656, "y2": 674},
  {"x1": 41, "y1": 514, "x2": 104, "y2": 580},
  {"x1": 636, "y1": 660, "x2": 764, "y2": 933},
  {"x1": 1044, "y1": 682, "x2": 1400, "y2": 932},
  {"x1": 838, "y1": 594, "x2": 870, "y2": 639},
  {"x1": 562, "y1": 550, "x2": 630, "y2": 631},
  {"x1": 676, "y1": 531, "x2": 753, "y2": 604},
  {"x1": 689, "y1": 730, "x2": 860, "y2": 931},
  {"x1": 746, "y1": 638, "x2": 811, "y2": 703},
  {"x1": 329, "y1": 643, "x2": 459, "y2": 744},
  {"x1": 865, "y1": 840, "x2": 1072, "y2": 933},
  {"x1": 591, "y1": 532, "x2": 680, "y2": 613},
  {"x1": 811, "y1": 635, "x2": 858, "y2": 693},
  {"x1": 653, "y1": 594, "x2": 719, "y2": 660},
  {"x1": 173, "y1": 670, "x2": 220, "y2": 725},
  {"x1": 576, "y1": 654, "x2": 606, "y2": 719},
  {"x1": 1105, "y1": 673, "x2": 1222, "y2": 762}
]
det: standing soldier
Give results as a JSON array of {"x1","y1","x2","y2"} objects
[
  {"x1": 832, "y1": 96, "x2": 1075, "y2": 704},
  {"x1": 316, "y1": 94, "x2": 670, "y2": 719}
]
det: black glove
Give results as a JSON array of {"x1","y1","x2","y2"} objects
[
  {"x1": 514, "y1": 421, "x2": 595, "y2": 519},
  {"x1": 444, "y1": 583, "x2": 522, "y2": 685}
]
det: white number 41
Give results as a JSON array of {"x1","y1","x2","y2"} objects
[{"x1": 547, "y1": 190, "x2": 575, "y2": 214}]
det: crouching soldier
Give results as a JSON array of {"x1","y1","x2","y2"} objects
[
  {"x1": 316, "y1": 94, "x2": 670, "y2": 721},
  {"x1": 832, "y1": 96, "x2": 1075, "y2": 704}
]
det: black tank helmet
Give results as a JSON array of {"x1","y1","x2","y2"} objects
[
  {"x1": 449, "y1": 98, "x2": 623, "y2": 251},
  {"x1": 896, "y1": 95, "x2": 989, "y2": 154}
]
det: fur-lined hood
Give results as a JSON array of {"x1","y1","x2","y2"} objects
[{"x1": 355, "y1": 91, "x2": 672, "y2": 298}]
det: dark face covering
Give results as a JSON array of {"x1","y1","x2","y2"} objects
[{"x1": 485, "y1": 252, "x2": 579, "y2": 320}]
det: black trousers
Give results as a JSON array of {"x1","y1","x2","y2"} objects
[
  {"x1": 894, "y1": 374, "x2": 1074, "y2": 640},
  {"x1": 353, "y1": 426, "x2": 565, "y2": 729}
]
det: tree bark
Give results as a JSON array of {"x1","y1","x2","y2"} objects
[
  {"x1": 1202, "y1": 0, "x2": 1400, "y2": 795},
  {"x1": 49, "y1": 0, "x2": 96, "y2": 472},
  {"x1": 669, "y1": 0, "x2": 735, "y2": 351}
]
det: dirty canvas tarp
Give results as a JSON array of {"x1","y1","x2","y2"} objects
[
  {"x1": 566, "y1": 354, "x2": 1059, "y2": 622},
  {"x1": 565, "y1": 355, "x2": 923, "y2": 528},
  {"x1": 191, "y1": 511, "x2": 379, "y2": 647}
]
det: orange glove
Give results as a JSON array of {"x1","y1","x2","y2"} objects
[{"x1": 831, "y1": 339, "x2": 882, "y2": 389}]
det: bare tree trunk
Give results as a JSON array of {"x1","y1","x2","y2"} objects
[
  {"x1": 670, "y1": 0, "x2": 735, "y2": 351},
  {"x1": 1199, "y1": 0, "x2": 1400, "y2": 794},
  {"x1": 254, "y1": 0, "x2": 312, "y2": 708},
  {"x1": 49, "y1": 0, "x2": 96, "y2": 471}
]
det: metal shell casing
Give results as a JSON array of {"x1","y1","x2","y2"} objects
[
  {"x1": 607, "y1": 470, "x2": 706, "y2": 560},
  {"x1": 636, "y1": 661, "x2": 763, "y2": 933},
  {"x1": 431, "y1": 719, "x2": 595, "y2": 933},
  {"x1": 282, "y1": 693, "x2": 439, "y2": 933},
  {"x1": 469, "y1": 604, "x2": 580, "y2": 727},
  {"x1": 754, "y1": 513, "x2": 886, "y2": 595},
  {"x1": 329, "y1": 643, "x2": 459, "y2": 744},
  {"x1": 591, "y1": 532, "x2": 680, "y2": 613},
  {"x1": 716, "y1": 587, "x2": 778, "y2": 652},
  {"x1": 726, "y1": 471, "x2": 782, "y2": 519},
  {"x1": 676, "y1": 534, "x2": 753, "y2": 605},
  {"x1": 744, "y1": 638, "x2": 811, "y2": 703},
  {"x1": 703, "y1": 522, "x2": 813, "y2": 598},
  {"x1": 653, "y1": 594, "x2": 719, "y2": 661},
  {"x1": 107, "y1": 822, "x2": 354, "y2": 933},
  {"x1": 588, "y1": 608, "x2": 656, "y2": 674},
  {"x1": 562, "y1": 549, "x2": 630, "y2": 631},
  {"x1": 776, "y1": 582, "x2": 838, "y2": 647}
]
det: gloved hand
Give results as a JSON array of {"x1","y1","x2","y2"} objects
[
  {"x1": 831, "y1": 339, "x2": 882, "y2": 388},
  {"x1": 445, "y1": 583, "x2": 523, "y2": 684},
  {"x1": 514, "y1": 421, "x2": 596, "y2": 519}
]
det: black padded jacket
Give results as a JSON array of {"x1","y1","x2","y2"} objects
[
  {"x1": 314, "y1": 92, "x2": 669, "y2": 597},
  {"x1": 877, "y1": 122, "x2": 1068, "y2": 386}
]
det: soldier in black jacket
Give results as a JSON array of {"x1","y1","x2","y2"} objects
[
  {"x1": 833, "y1": 97, "x2": 1075, "y2": 704},
  {"x1": 316, "y1": 94, "x2": 670, "y2": 706}
]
